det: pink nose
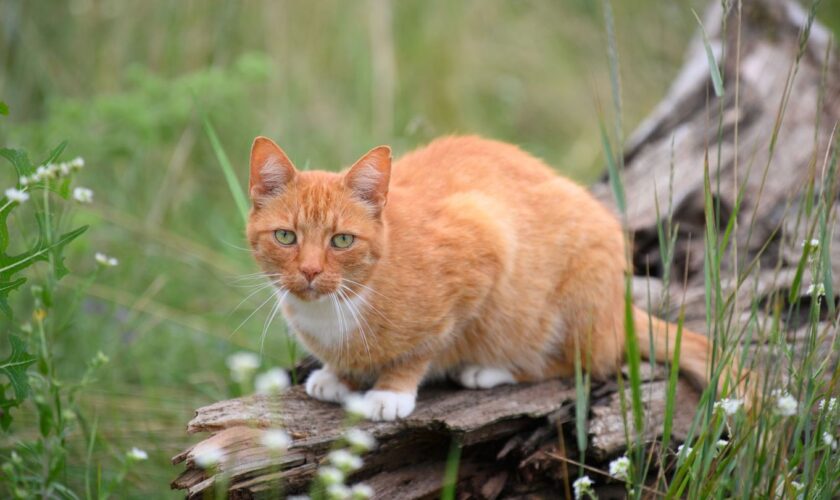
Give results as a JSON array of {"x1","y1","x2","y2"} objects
[{"x1": 300, "y1": 266, "x2": 322, "y2": 283}]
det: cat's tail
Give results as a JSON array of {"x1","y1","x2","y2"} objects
[{"x1": 632, "y1": 306, "x2": 751, "y2": 396}]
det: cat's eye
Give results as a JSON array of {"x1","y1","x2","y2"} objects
[
  {"x1": 274, "y1": 229, "x2": 297, "y2": 245},
  {"x1": 331, "y1": 234, "x2": 354, "y2": 249}
]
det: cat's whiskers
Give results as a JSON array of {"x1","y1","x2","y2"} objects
[
  {"x1": 259, "y1": 288, "x2": 288, "y2": 357},
  {"x1": 229, "y1": 283, "x2": 287, "y2": 338},
  {"x1": 231, "y1": 279, "x2": 279, "y2": 313},
  {"x1": 329, "y1": 291, "x2": 350, "y2": 365},
  {"x1": 340, "y1": 281, "x2": 392, "y2": 327},
  {"x1": 341, "y1": 278, "x2": 390, "y2": 301},
  {"x1": 337, "y1": 286, "x2": 374, "y2": 366}
]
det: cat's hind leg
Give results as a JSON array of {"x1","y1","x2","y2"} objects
[{"x1": 455, "y1": 365, "x2": 516, "y2": 389}]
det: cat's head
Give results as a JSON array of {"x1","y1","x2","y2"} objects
[{"x1": 246, "y1": 137, "x2": 391, "y2": 301}]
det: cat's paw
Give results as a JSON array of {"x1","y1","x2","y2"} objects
[
  {"x1": 305, "y1": 368, "x2": 350, "y2": 403},
  {"x1": 457, "y1": 365, "x2": 516, "y2": 389},
  {"x1": 358, "y1": 390, "x2": 416, "y2": 421}
]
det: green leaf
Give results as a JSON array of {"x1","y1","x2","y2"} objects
[
  {"x1": 0, "y1": 101, "x2": 8, "y2": 116},
  {"x1": 0, "y1": 335, "x2": 36, "y2": 402},
  {"x1": 0, "y1": 277, "x2": 26, "y2": 318},
  {"x1": 692, "y1": 9, "x2": 724, "y2": 97},
  {"x1": 0, "y1": 225, "x2": 88, "y2": 279},
  {"x1": 0, "y1": 148, "x2": 34, "y2": 178}
]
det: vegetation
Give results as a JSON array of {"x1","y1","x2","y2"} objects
[{"x1": 1, "y1": 0, "x2": 838, "y2": 498}]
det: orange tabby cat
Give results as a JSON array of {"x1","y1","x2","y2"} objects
[{"x1": 247, "y1": 135, "x2": 719, "y2": 421}]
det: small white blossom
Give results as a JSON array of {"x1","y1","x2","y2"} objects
[
  {"x1": 19, "y1": 176, "x2": 29, "y2": 186},
  {"x1": 226, "y1": 351, "x2": 260, "y2": 382},
  {"x1": 328, "y1": 449, "x2": 363, "y2": 471},
  {"x1": 260, "y1": 429, "x2": 291, "y2": 450},
  {"x1": 326, "y1": 483, "x2": 351, "y2": 500},
  {"x1": 714, "y1": 398, "x2": 743, "y2": 416},
  {"x1": 823, "y1": 432, "x2": 837, "y2": 450},
  {"x1": 792, "y1": 481, "x2": 805, "y2": 494},
  {"x1": 350, "y1": 483, "x2": 374, "y2": 499},
  {"x1": 802, "y1": 239, "x2": 819, "y2": 249},
  {"x1": 608, "y1": 455, "x2": 630, "y2": 481},
  {"x1": 572, "y1": 475, "x2": 594, "y2": 499},
  {"x1": 5, "y1": 188, "x2": 29, "y2": 203},
  {"x1": 344, "y1": 394, "x2": 374, "y2": 418},
  {"x1": 194, "y1": 443, "x2": 224, "y2": 468},
  {"x1": 773, "y1": 390, "x2": 798, "y2": 417},
  {"x1": 805, "y1": 283, "x2": 826, "y2": 298},
  {"x1": 126, "y1": 447, "x2": 148, "y2": 461},
  {"x1": 95, "y1": 252, "x2": 119, "y2": 267},
  {"x1": 819, "y1": 397, "x2": 837, "y2": 413},
  {"x1": 318, "y1": 466, "x2": 345, "y2": 485},
  {"x1": 344, "y1": 428, "x2": 376, "y2": 452},
  {"x1": 255, "y1": 368, "x2": 290, "y2": 395},
  {"x1": 677, "y1": 444, "x2": 693, "y2": 456},
  {"x1": 70, "y1": 157, "x2": 85, "y2": 169},
  {"x1": 716, "y1": 439, "x2": 729, "y2": 449},
  {"x1": 73, "y1": 187, "x2": 94, "y2": 203}
]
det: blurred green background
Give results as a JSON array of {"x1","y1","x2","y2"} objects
[{"x1": 1, "y1": 0, "x2": 838, "y2": 496}]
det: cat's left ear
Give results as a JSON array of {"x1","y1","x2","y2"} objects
[{"x1": 344, "y1": 145, "x2": 391, "y2": 215}]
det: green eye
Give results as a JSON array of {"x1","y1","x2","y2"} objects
[
  {"x1": 331, "y1": 234, "x2": 354, "y2": 249},
  {"x1": 274, "y1": 230, "x2": 297, "y2": 245}
]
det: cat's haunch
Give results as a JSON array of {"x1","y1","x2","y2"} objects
[{"x1": 246, "y1": 135, "x2": 727, "y2": 421}]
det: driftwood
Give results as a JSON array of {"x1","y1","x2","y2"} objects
[{"x1": 172, "y1": 0, "x2": 839, "y2": 497}]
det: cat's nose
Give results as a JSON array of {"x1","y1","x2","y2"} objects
[{"x1": 300, "y1": 266, "x2": 322, "y2": 283}]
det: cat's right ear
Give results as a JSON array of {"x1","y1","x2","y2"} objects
[{"x1": 249, "y1": 137, "x2": 297, "y2": 205}]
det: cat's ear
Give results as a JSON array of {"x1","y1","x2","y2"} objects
[
  {"x1": 344, "y1": 145, "x2": 391, "y2": 215},
  {"x1": 249, "y1": 136, "x2": 297, "y2": 204}
]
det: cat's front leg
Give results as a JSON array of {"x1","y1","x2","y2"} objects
[
  {"x1": 305, "y1": 366, "x2": 353, "y2": 403},
  {"x1": 358, "y1": 356, "x2": 431, "y2": 422}
]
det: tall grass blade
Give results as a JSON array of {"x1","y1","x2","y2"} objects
[
  {"x1": 202, "y1": 114, "x2": 250, "y2": 224},
  {"x1": 440, "y1": 440, "x2": 462, "y2": 500},
  {"x1": 691, "y1": 9, "x2": 724, "y2": 97}
]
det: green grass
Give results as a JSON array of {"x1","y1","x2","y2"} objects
[{"x1": 0, "y1": 0, "x2": 838, "y2": 498}]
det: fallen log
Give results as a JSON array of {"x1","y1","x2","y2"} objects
[{"x1": 172, "y1": 0, "x2": 839, "y2": 497}]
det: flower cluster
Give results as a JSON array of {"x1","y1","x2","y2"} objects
[
  {"x1": 714, "y1": 398, "x2": 743, "y2": 416},
  {"x1": 126, "y1": 447, "x2": 148, "y2": 461},
  {"x1": 194, "y1": 443, "x2": 225, "y2": 469},
  {"x1": 772, "y1": 390, "x2": 798, "y2": 417},
  {"x1": 73, "y1": 187, "x2": 94, "y2": 203},
  {"x1": 4, "y1": 188, "x2": 29, "y2": 203},
  {"x1": 260, "y1": 429, "x2": 292, "y2": 450},
  {"x1": 226, "y1": 351, "x2": 260, "y2": 383},
  {"x1": 819, "y1": 397, "x2": 837, "y2": 413},
  {"x1": 95, "y1": 252, "x2": 119, "y2": 267},
  {"x1": 608, "y1": 455, "x2": 630, "y2": 482},
  {"x1": 314, "y1": 427, "x2": 376, "y2": 499},
  {"x1": 572, "y1": 475, "x2": 595, "y2": 499},
  {"x1": 19, "y1": 157, "x2": 85, "y2": 186}
]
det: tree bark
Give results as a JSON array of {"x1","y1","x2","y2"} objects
[{"x1": 172, "y1": 0, "x2": 839, "y2": 497}]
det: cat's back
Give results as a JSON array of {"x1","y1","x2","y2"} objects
[{"x1": 390, "y1": 135, "x2": 561, "y2": 199}]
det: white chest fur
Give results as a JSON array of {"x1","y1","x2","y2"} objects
[{"x1": 281, "y1": 290, "x2": 370, "y2": 348}]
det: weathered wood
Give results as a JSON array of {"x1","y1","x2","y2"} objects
[{"x1": 173, "y1": 0, "x2": 839, "y2": 497}]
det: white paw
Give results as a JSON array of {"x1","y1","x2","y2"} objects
[
  {"x1": 305, "y1": 368, "x2": 350, "y2": 403},
  {"x1": 359, "y1": 390, "x2": 416, "y2": 421},
  {"x1": 457, "y1": 365, "x2": 516, "y2": 389}
]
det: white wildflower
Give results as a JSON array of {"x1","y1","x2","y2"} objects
[
  {"x1": 226, "y1": 351, "x2": 260, "y2": 382},
  {"x1": 194, "y1": 443, "x2": 224, "y2": 468},
  {"x1": 344, "y1": 393, "x2": 374, "y2": 418},
  {"x1": 126, "y1": 447, "x2": 148, "y2": 461},
  {"x1": 804, "y1": 283, "x2": 826, "y2": 298},
  {"x1": 19, "y1": 176, "x2": 29, "y2": 186},
  {"x1": 72, "y1": 187, "x2": 94, "y2": 203},
  {"x1": 823, "y1": 432, "x2": 837, "y2": 450},
  {"x1": 608, "y1": 455, "x2": 630, "y2": 481},
  {"x1": 819, "y1": 397, "x2": 837, "y2": 413},
  {"x1": 5, "y1": 188, "x2": 29, "y2": 203},
  {"x1": 792, "y1": 481, "x2": 805, "y2": 494},
  {"x1": 773, "y1": 390, "x2": 798, "y2": 417},
  {"x1": 260, "y1": 429, "x2": 291, "y2": 450},
  {"x1": 70, "y1": 157, "x2": 85, "y2": 169},
  {"x1": 714, "y1": 398, "x2": 743, "y2": 416},
  {"x1": 716, "y1": 439, "x2": 729, "y2": 449},
  {"x1": 572, "y1": 475, "x2": 594, "y2": 499},
  {"x1": 95, "y1": 252, "x2": 119, "y2": 267},
  {"x1": 35, "y1": 166, "x2": 47, "y2": 181},
  {"x1": 802, "y1": 239, "x2": 819, "y2": 250},
  {"x1": 318, "y1": 466, "x2": 345, "y2": 485},
  {"x1": 344, "y1": 428, "x2": 376, "y2": 452},
  {"x1": 677, "y1": 444, "x2": 693, "y2": 456},
  {"x1": 255, "y1": 368, "x2": 290, "y2": 395},
  {"x1": 328, "y1": 449, "x2": 363, "y2": 471},
  {"x1": 326, "y1": 483, "x2": 351, "y2": 500},
  {"x1": 350, "y1": 483, "x2": 374, "y2": 499}
]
